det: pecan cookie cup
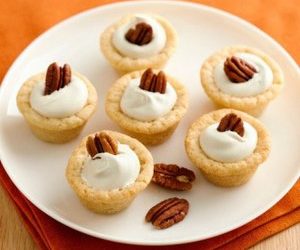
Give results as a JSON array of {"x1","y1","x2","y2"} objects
[
  {"x1": 100, "y1": 14, "x2": 177, "y2": 75},
  {"x1": 105, "y1": 69, "x2": 188, "y2": 145},
  {"x1": 16, "y1": 63, "x2": 97, "y2": 143},
  {"x1": 185, "y1": 109, "x2": 270, "y2": 187},
  {"x1": 66, "y1": 130, "x2": 154, "y2": 214},
  {"x1": 200, "y1": 45, "x2": 284, "y2": 116}
]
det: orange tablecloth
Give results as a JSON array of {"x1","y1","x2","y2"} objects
[{"x1": 0, "y1": 1, "x2": 299, "y2": 249}]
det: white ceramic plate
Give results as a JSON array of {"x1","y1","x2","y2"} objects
[{"x1": 0, "y1": 1, "x2": 299, "y2": 246}]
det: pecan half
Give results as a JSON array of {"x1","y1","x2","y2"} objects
[
  {"x1": 125, "y1": 22, "x2": 153, "y2": 45},
  {"x1": 139, "y1": 68, "x2": 167, "y2": 94},
  {"x1": 217, "y1": 113, "x2": 244, "y2": 137},
  {"x1": 152, "y1": 163, "x2": 196, "y2": 191},
  {"x1": 145, "y1": 197, "x2": 189, "y2": 229},
  {"x1": 86, "y1": 132, "x2": 118, "y2": 158},
  {"x1": 224, "y1": 56, "x2": 257, "y2": 83},
  {"x1": 44, "y1": 62, "x2": 71, "y2": 95}
]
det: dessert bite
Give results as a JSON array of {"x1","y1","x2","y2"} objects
[
  {"x1": 105, "y1": 68, "x2": 188, "y2": 145},
  {"x1": 16, "y1": 62, "x2": 97, "y2": 143},
  {"x1": 200, "y1": 45, "x2": 284, "y2": 116},
  {"x1": 66, "y1": 130, "x2": 154, "y2": 214},
  {"x1": 185, "y1": 109, "x2": 270, "y2": 187},
  {"x1": 100, "y1": 14, "x2": 177, "y2": 74}
]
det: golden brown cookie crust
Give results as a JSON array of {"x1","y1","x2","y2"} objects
[
  {"x1": 66, "y1": 130, "x2": 154, "y2": 214},
  {"x1": 16, "y1": 72, "x2": 98, "y2": 143},
  {"x1": 200, "y1": 45, "x2": 284, "y2": 116},
  {"x1": 185, "y1": 109, "x2": 271, "y2": 187},
  {"x1": 100, "y1": 14, "x2": 177, "y2": 75},
  {"x1": 105, "y1": 69, "x2": 188, "y2": 145}
]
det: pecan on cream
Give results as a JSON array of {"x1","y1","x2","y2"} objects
[
  {"x1": 86, "y1": 132, "x2": 118, "y2": 157},
  {"x1": 224, "y1": 56, "x2": 257, "y2": 83},
  {"x1": 139, "y1": 68, "x2": 166, "y2": 94},
  {"x1": 217, "y1": 113, "x2": 244, "y2": 137},
  {"x1": 44, "y1": 62, "x2": 71, "y2": 95},
  {"x1": 125, "y1": 22, "x2": 153, "y2": 45}
]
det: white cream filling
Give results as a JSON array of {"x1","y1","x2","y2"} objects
[
  {"x1": 30, "y1": 76, "x2": 88, "y2": 118},
  {"x1": 112, "y1": 14, "x2": 166, "y2": 58},
  {"x1": 199, "y1": 122, "x2": 257, "y2": 163},
  {"x1": 81, "y1": 144, "x2": 140, "y2": 190},
  {"x1": 214, "y1": 53, "x2": 273, "y2": 97},
  {"x1": 120, "y1": 78, "x2": 177, "y2": 121}
]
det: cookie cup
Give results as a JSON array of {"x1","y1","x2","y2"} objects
[
  {"x1": 105, "y1": 70, "x2": 188, "y2": 145},
  {"x1": 16, "y1": 72, "x2": 97, "y2": 143},
  {"x1": 100, "y1": 14, "x2": 177, "y2": 75},
  {"x1": 200, "y1": 45, "x2": 284, "y2": 116},
  {"x1": 185, "y1": 109, "x2": 270, "y2": 187},
  {"x1": 66, "y1": 130, "x2": 154, "y2": 214}
]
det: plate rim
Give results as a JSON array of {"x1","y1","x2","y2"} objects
[{"x1": 0, "y1": 0, "x2": 299, "y2": 246}]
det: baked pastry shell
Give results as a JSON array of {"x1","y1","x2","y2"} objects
[
  {"x1": 200, "y1": 45, "x2": 284, "y2": 116},
  {"x1": 105, "y1": 69, "x2": 188, "y2": 145},
  {"x1": 100, "y1": 14, "x2": 177, "y2": 75},
  {"x1": 16, "y1": 71, "x2": 98, "y2": 143},
  {"x1": 185, "y1": 109, "x2": 271, "y2": 187},
  {"x1": 66, "y1": 130, "x2": 154, "y2": 214}
]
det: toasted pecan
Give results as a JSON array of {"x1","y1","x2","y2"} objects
[
  {"x1": 224, "y1": 56, "x2": 257, "y2": 83},
  {"x1": 145, "y1": 197, "x2": 189, "y2": 229},
  {"x1": 152, "y1": 163, "x2": 196, "y2": 191},
  {"x1": 139, "y1": 68, "x2": 166, "y2": 94},
  {"x1": 125, "y1": 22, "x2": 153, "y2": 45},
  {"x1": 217, "y1": 113, "x2": 244, "y2": 137},
  {"x1": 44, "y1": 62, "x2": 71, "y2": 95},
  {"x1": 86, "y1": 132, "x2": 118, "y2": 157}
]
